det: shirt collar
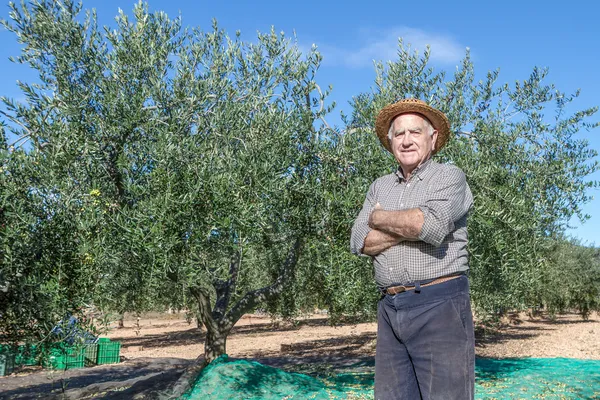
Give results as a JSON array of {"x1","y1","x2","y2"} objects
[{"x1": 395, "y1": 158, "x2": 434, "y2": 182}]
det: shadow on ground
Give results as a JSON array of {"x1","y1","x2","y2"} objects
[
  {"x1": 115, "y1": 328, "x2": 206, "y2": 349},
  {"x1": 475, "y1": 324, "x2": 545, "y2": 349},
  {"x1": 111, "y1": 317, "x2": 332, "y2": 350},
  {"x1": 0, "y1": 358, "x2": 193, "y2": 399},
  {"x1": 237, "y1": 331, "x2": 378, "y2": 380}
]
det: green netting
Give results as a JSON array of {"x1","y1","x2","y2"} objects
[
  {"x1": 183, "y1": 355, "x2": 600, "y2": 399},
  {"x1": 182, "y1": 355, "x2": 360, "y2": 399},
  {"x1": 475, "y1": 357, "x2": 600, "y2": 399}
]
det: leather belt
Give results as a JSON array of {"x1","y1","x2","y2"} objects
[{"x1": 383, "y1": 275, "x2": 461, "y2": 295}]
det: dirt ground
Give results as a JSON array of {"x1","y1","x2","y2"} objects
[
  {"x1": 109, "y1": 311, "x2": 600, "y2": 361},
  {"x1": 1, "y1": 311, "x2": 598, "y2": 399}
]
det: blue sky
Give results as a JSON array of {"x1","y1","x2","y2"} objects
[{"x1": 1, "y1": 0, "x2": 599, "y2": 244}]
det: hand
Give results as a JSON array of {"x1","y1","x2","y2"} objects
[{"x1": 368, "y1": 202, "x2": 384, "y2": 229}]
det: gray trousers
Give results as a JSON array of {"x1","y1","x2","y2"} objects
[{"x1": 375, "y1": 275, "x2": 475, "y2": 400}]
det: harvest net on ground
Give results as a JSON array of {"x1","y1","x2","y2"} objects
[{"x1": 182, "y1": 355, "x2": 600, "y2": 399}]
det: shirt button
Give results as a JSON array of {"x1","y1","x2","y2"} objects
[
  {"x1": 406, "y1": 184, "x2": 410, "y2": 188},
  {"x1": 400, "y1": 203, "x2": 404, "y2": 207},
  {"x1": 388, "y1": 267, "x2": 392, "y2": 271}
]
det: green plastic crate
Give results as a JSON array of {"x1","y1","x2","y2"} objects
[
  {"x1": 83, "y1": 343, "x2": 98, "y2": 367},
  {"x1": 0, "y1": 352, "x2": 15, "y2": 376},
  {"x1": 44, "y1": 344, "x2": 98, "y2": 370},
  {"x1": 97, "y1": 339, "x2": 121, "y2": 365},
  {"x1": 16, "y1": 344, "x2": 39, "y2": 366},
  {"x1": 43, "y1": 347, "x2": 66, "y2": 370}
]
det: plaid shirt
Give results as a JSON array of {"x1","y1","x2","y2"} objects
[{"x1": 350, "y1": 159, "x2": 473, "y2": 288}]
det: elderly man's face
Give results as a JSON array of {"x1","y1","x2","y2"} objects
[{"x1": 389, "y1": 113, "x2": 438, "y2": 175}]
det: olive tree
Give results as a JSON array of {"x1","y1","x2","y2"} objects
[
  {"x1": 0, "y1": 128, "x2": 101, "y2": 344},
  {"x1": 542, "y1": 238, "x2": 600, "y2": 319},
  {"x1": 1, "y1": 0, "x2": 335, "y2": 363}
]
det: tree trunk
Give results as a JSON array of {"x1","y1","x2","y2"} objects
[
  {"x1": 204, "y1": 327, "x2": 228, "y2": 363},
  {"x1": 163, "y1": 353, "x2": 206, "y2": 399},
  {"x1": 167, "y1": 239, "x2": 302, "y2": 398},
  {"x1": 196, "y1": 313, "x2": 204, "y2": 331}
]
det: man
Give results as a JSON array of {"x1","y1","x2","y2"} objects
[{"x1": 350, "y1": 99, "x2": 474, "y2": 399}]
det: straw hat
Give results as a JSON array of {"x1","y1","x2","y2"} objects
[{"x1": 375, "y1": 98, "x2": 450, "y2": 154}]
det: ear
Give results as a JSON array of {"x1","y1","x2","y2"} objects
[{"x1": 431, "y1": 130, "x2": 439, "y2": 149}]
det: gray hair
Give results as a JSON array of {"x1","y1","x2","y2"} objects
[{"x1": 387, "y1": 115, "x2": 435, "y2": 142}]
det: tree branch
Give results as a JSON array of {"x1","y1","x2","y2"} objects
[
  {"x1": 212, "y1": 249, "x2": 241, "y2": 319},
  {"x1": 189, "y1": 286, "x2": 219, "y2": 334},
  {"x1": 223, "y1": 237, "x2": 302, "y2": 331}
]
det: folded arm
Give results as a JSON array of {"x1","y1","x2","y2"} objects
[
  {"x1": 350, "y1": 180, "x2": 426, "y2": 257},
  {"x1": 362, "y1": 229, "x2": 399, "y2": 256},
  {"x1": 362, "y1": 207, "x2": 424, "y2": 255}
]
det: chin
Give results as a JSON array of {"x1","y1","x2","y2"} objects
[{"x1": 398, "y1": 157, "x2": 419, "y2": 168}]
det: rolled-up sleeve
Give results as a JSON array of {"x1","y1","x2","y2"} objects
[
  {"x1": 350, "y1": 181, "x2": 377, "y2": 256},
  {"x1": 418, "y1": 167, "x2": 473, "y2": 247}
]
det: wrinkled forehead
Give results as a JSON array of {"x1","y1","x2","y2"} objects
[{"x1": 389, "y1": 112, "x2": 433, "y2": 130}]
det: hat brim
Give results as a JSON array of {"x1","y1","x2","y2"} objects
[{"x1": 375, "y1": 100, "x2": 450, "y2": 154}]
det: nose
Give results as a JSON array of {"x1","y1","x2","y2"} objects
[{"x1": 401, "y1": 132, "x2": 413, "y2": 147}]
